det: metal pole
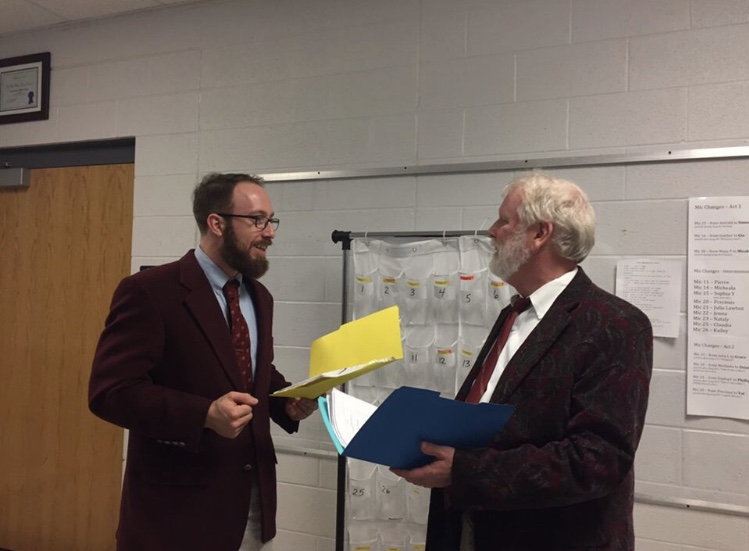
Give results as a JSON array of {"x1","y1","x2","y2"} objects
[{"x1": 331, "y1": 230, "x2": 352, "y2": 551}]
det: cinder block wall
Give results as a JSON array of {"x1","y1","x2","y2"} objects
[{"x1": 2, "y1": 1, "x2": 748, "y2": 549}]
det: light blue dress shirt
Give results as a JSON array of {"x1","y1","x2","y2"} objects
[{"x1": 195, "y1": 246, "x2": 258, "y2": 378}]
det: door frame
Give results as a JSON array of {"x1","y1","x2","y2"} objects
[{"x1": 0, "y1": 137, "x2": 134, "y2": 169}]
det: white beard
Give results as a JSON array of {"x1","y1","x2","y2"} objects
[{"x1": 489, "y1": 227, "x2": 531, "y2": 281}]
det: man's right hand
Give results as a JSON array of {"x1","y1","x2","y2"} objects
[{"x1": 204, "y1": 391, "x2": 259, "y2": 438}]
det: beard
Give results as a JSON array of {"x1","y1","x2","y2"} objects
[
  {"x1": 489, "y1": 226, "x2": 531, "y2": 282},
  {"x1": 220, "y1": 223, "x2": 270, "y2": 279}
]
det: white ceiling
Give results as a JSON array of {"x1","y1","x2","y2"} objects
[{"x1": 0, "y1": 0, "x2": 211, "y2": 37}]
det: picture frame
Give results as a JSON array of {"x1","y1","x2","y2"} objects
[{"x1": 0, "y1": 52, "x2": 51, "y2": 125}]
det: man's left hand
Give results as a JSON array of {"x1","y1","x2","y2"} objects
[
  {"x1": 391, "y1": 441, "x2": 454, "y2": 488},
  {"x1": 285, "y1": 397, "x2": 318, "y2": 421}
]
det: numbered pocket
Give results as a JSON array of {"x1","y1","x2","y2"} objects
[
  {"x1": 354, "y1": 272, "x2": 378, "y2": 319},
  {"x1": 376, "y1": 466, "x2": 407, "y2": 520},
  {"x1": 457, "y1": 325, "x2": 489, "y2": 394},
  {"x1": 432, "y1": 273, "x2": 459, "y2": 324},
  {"x1": 487, "y1": 275, "x2": 513, "y2": 321},
  {"x1": 348, "y1": 460, "x2": 377, "y2": 521},
  {"x1": 406, "y1": 482, "x2": 431, "y2": 525},
  {"x1": 434, "y1": 324, "x2": 459, "y2": 395},
  {"x1": 459, "y1": 270, "x2": 487, "y2": 326},
  {"x1": 348, "y1": 520, "x2": 378, "y2": 551}
]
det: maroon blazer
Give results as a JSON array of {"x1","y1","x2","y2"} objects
[
  {"x1": 426, "y1": 269, "x2": 653, "y2": 551},
  {"x1": 89, "y1": 250, "x2": 298, "y2": 551}
]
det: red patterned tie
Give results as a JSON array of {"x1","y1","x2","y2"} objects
[
  {"x1": 465, "y1": 296, "x2": 531, "y2": 403},
  {"x1": 222, "y1": 279, "x2": 253, "y2": 390}
]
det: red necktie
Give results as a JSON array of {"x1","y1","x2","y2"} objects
[
  {"x1": 465, "y1": 296, "x2": 531, "y2": 403},
  {"x1": 222, "y1": 279, "x2": 253, "y2": 390}
]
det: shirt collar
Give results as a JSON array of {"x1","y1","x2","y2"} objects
[
  {"x1": 194, "y1": 246, "x2": 243, "y2": 292},
  {"x1": 525, "y1": 267, "x2": 578, "y2": 319}
]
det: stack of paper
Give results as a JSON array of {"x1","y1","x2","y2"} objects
[
  {"x1": 325, "y1": 388, "x2": 377, "y2": 452},
  {"x1": 271, "y1": 306, "x2": 403, "y2": 399}
]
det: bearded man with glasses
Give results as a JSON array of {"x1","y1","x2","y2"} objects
[{"x1": 89, "y1": 173, "x2": 316, "y2": 551}]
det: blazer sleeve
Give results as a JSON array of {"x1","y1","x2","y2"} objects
[
  {"x1": 268, "y1": 368, "x2": 299, "y2": 435},
  {"x1": 89, "y1": 276, "x2": 212, "y2": 452},
  {"x1": 449, "y1": 304, "x2": 653, "y2": 511}
]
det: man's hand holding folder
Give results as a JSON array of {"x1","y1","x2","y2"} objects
[{"x1": 391, "y1": 441, "x2": 455, "y2": 488}]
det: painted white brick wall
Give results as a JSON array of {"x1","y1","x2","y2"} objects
[
  {"x1": 571, "y1": 0, "x2": 691, "y2": 41},
  {"x1": 2, "y1": 0, "x2": 749, "y2": 549}
]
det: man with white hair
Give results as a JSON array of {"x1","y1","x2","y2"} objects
[{"x1": 394, "y1": 172, "x2": 653, "y2": 551}]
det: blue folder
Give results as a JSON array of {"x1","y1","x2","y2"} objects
[{"x1": 319, "y1": 386, "x2": 514, "y2": 469}]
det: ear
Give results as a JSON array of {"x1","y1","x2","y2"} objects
[
  {"x1": 207, "y1": 213, "x2": 225, "y2": 237},
  {"x1": 533, "y1": 221, "x2": 553, "y2": 247}
]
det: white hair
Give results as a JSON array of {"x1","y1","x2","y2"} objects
[{"x1": 504, "y1": 171, "x2": 596, "y2": 263}]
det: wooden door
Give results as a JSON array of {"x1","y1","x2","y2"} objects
[{"x1": 0, "y1": 164, "x2": 134, "y2": 551}]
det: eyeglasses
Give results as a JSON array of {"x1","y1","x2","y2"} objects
[{"x1": 216, "y1": 213, "x2": 280, "y2": 231}]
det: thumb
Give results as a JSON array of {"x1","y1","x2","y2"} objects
[
  {"x1": 229, "y1": 391, "x2": 259, "y2": 406},
  {"x1": 420, "y1": 441, "x2": 441, "y2": 457}
]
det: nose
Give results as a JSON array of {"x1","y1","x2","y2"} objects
[
  {"x1": 487, "y1": 219, "x2": 500, "y2": 238},
  {"x1": 262, "y1": 223, "x2": 276, "y2": 239}
]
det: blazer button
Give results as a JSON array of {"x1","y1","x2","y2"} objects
[{"x1": 242, "y1": 464, "x2": 253, "y2": 472}]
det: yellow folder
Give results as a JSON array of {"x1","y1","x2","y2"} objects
[{"x1": 270, "y1": 306, "x2": 403, "y2": 399}]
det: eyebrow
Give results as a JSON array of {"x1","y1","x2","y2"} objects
[{"x1": 244, "y1": 210, "x2": 275, "y2": 217}]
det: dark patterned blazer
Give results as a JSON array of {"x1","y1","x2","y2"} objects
[
  {"x1": 426, "y1": 268, "x2": 652, "y2": 551},
  {"x1": 89, "y1": 250, "x2": 298, "y2": 551}
]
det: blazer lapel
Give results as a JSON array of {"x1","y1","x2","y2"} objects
[
  {"x1": 491, "y1": 310, "x2": 571, "y2": 403},
  {"x1": 179, "y1": 252, "x2": 246, "y2": 391},
  {"x1": 490, "y1": 269, "x2": 592, "y2": 403}
]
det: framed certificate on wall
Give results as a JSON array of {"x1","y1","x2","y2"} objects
[{"x1": 0, "y1": 52, "x2": 50, "y2": 125}]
